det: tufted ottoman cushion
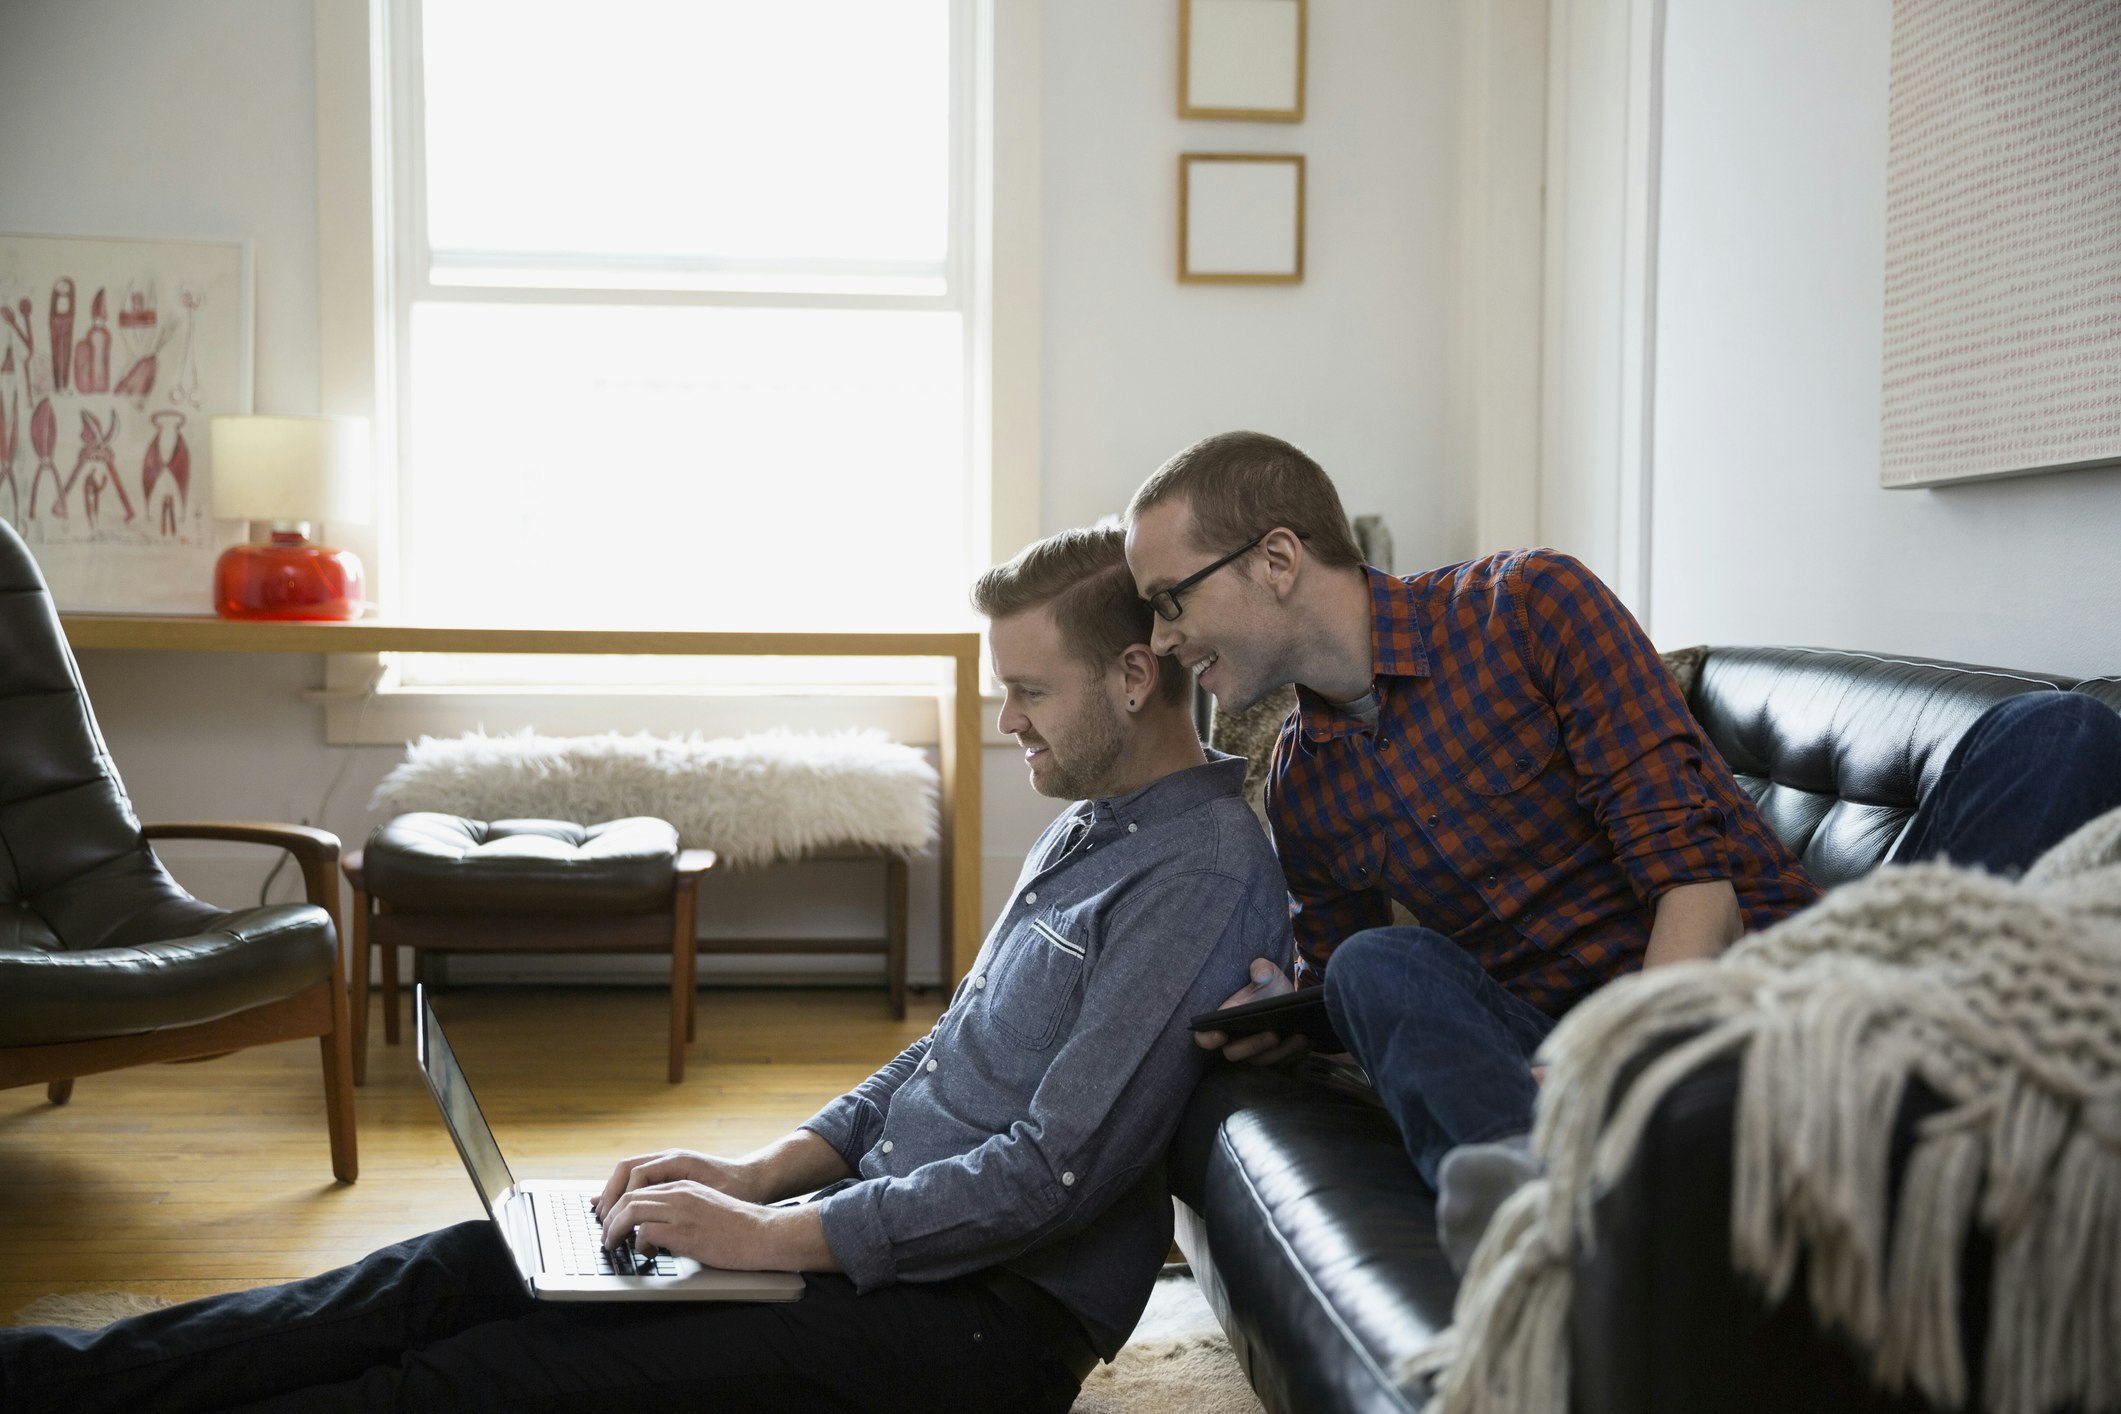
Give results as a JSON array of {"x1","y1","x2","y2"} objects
[{"x1": 363, "y1": 814, "x2": 680, "y2": 915}]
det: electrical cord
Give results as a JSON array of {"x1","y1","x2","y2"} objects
[{"x1": 259, "y1": 674, "x2": 381, "y2": 906}]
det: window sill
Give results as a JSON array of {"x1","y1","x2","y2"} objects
[{"x1": 321, "y1": 682, "x2": 1013, "y2": 749}]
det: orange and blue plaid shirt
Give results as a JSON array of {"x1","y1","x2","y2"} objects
[{"x1": 1264, "y1": 550, "x2": 1819, "y2": 1017}]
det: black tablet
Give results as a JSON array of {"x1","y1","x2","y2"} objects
[{"x1": 1188, "y1": 988, "x2": 1344, "y2": 1054}]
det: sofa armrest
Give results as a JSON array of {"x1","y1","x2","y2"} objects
[{"x1": 1573, "y1": 1054, "x2": 1978, "y2": 1414}]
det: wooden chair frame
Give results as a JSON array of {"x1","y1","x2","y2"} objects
[{"x1": 0, "y1": 822, "x2": 359, "y2": 1184}]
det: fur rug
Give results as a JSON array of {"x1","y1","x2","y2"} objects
[
  {"x1": 370, "y1": 729, "x2": 938, "y2": 868},
  {"x1": 1074, "y1": 1269, "x2": 1265, "y2": 1414},
  {"x1": 12, "y1": 1275, "x2": 1263, "y2": 1414}
]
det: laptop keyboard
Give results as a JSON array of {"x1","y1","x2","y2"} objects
[{"x1": 551, "y1": 1191, "x2": 679, "y2": 1278}]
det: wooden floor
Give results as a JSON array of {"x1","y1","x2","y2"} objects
[{"x1": 0, "y1": 986, "x2": 942, "y2": 1321}]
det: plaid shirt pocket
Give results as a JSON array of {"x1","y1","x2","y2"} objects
[
  {"x1": 1325, "y1": 829, "x2": 1388, "y2": 895},
  {"x1": 1450, "y1": 703, "x2": 1560, "y2": 797}
]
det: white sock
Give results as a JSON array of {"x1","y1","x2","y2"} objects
[{"x1": 1436, "y1": 1133, "x2": 1542, "y2": 1275}]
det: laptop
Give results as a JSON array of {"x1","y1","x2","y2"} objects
[{"x1": 416, "y1": 985, "x2": 806, "y2": 1303}]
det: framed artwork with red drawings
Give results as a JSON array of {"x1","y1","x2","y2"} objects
[{"x1": 0, "y1": 232, "x2": 252, "y2": 611}]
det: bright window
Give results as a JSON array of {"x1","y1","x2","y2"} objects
[{"x1": 389, "y1": 0, "x2": 973, "y2": 682}]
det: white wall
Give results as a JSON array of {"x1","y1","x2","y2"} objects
[
  {"x1": 1648, "y1": 0, "x2": 2121, "y2": 674},
  {"x1": 1536, "y1": 0, "x2": 1630, "y2": 587},
  {"x1": 1040, "y1": 0, "x2": 1465, "y2": 571}
]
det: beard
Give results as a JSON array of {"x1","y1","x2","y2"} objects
[{"x1": 1027, "y1": 695, "x2": 1126, "y2": 801}]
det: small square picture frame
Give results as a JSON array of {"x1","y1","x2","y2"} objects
[
  {"x1": 1179, "y1": 153, "x2": 1306, "y2": 285},
  {"x1": 1180, "y1": 0, "x2": 1307, "y2": 123}
]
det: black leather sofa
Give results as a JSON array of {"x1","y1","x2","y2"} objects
[{"x1": 1169, "y1": 646, "x2": 2121, "y2": 1414}]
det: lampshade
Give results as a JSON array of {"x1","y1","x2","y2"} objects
[{"x1": 210, "y1": 415, "x2": 372, "y2": 525}]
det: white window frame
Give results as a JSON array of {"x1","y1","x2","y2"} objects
[{"x1": 312, "y1": 0, "x2": 1040, "y2": 745}]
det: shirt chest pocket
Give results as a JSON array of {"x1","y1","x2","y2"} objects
[
  {"x1": 1325, "y1": 829, "x2": 1389, "y2": 894},
  {"x1": 1449, "y1": 702, "x2": 1561, "y2": 797},
  {"x1": 985, "y1": 909, "x2": 1090, "y2": 1049}
]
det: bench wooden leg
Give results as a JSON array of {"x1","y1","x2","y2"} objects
[
  {"x1": 350, "y1": 886, "x2": 372, "y2": 1085},
  {"x1": 886, "y1": 856, "x2": 908, "y2": 1021},
  {"x1": 684, "y1": 927, "x2": 699, "y2": 1044},
  {"x1": 381, "y1": 908, "x2": 401, "y2": 1047},
  {"x1": 669, "y1": 889, "x2": 698, "y2": 1084},
  {"x1": 47, "y1": 1078, "x2": 74, "y2": 1104}
]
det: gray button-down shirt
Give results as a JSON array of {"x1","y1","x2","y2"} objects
[{"x1": 801, "y1": 752, "x2": 1290, "y2": 1358}]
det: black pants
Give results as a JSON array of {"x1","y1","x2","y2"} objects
[{"x1": 0, "y1": 1222, "x2": 1092, "y2": 1413}]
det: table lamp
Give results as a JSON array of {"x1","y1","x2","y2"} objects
[{"x1": 210, "y1": 415, "x2": 371, "y2": 621}]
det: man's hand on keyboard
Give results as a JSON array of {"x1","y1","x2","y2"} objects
[
  {"x1": 599, "y1": 1179, "x2": 839, "y2": 1274},
  {"x1": 593, "y1": 1148, "x2": 758, "y2": 1221}
]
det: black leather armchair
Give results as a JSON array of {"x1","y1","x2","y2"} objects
[
  {"x1": 1170, "y1": 646, "x2": 2118, "y2": 1414},
  {"x1": 0, "y1": 518, "x2": 356, "y2": 1182}
]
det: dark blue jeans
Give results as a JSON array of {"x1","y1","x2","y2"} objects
[
  {"x1": 0, "y1": 1222, "x2": 1087, "y2": 1414},
  {"x1": 1323, "y1": 927, "x2": 1556, "y2": 1189},
  {"x1": 1325, "y1": 691, "x2": 2121, "y2": 1188},
  {"x1": 1889, "y1": 692, "x2": 2121, "y2": 872}
]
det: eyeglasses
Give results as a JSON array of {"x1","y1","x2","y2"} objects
[{"x1": 1146, "y1": 534, "x2": 1267, "y2": 622}]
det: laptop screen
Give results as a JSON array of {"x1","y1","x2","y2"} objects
[{"x1": 416, "y1": 988, "x2": 517, "y2": 1214}]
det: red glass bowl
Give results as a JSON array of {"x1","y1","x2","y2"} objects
[{"x1": 215, "y1": 533, "x2": 365, "y2": 621}]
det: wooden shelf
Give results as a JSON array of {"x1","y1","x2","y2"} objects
[{"x1": 59, "y1": 614, "x2": 980, "y2": 660}]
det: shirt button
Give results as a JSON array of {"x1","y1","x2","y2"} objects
[
  {"x1": 925, "y1": 1058, "x2": 938, "y2": 1072},
  {"x1": 882, "y1": 1141, "x2": 894, "y2": 1154},
  {"x1": 1515, "y1": 757, "x2": 1531, "y2": 772},
  {"x1": 1126, "y1": 823, "x2": 1137, "y2": 834},
  {"x1": 1023, "y1": 891, "x2": 1037, "y2": 905},
  {"x1": 974, "y1": 975, "x2": 986, "y2": 989},
  {"x1": 1427, "y1": 814, "x2": 1440, "y2": 826},
  {"x1": 1486, "y1": 875, "x2": 1498, "y2": 886},
  {"x1": 1061, "y1": 1172, "x2": 1075, "y2": 1187}
]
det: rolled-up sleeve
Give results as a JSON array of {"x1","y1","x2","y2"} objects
[
  {"x1": 1517, "y1": 551, "x2": 1731, "y2": 904},
  {"x1": 798, "y1": 1035, "x2": 931, "y2": 1171},
  {"x1": 816, "y1": 874, "x2": 1274, "y2": 1291}
]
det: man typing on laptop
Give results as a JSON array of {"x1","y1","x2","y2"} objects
[{"x1": 0, "y1": 526, "x2": 1288, "y2": 1414}]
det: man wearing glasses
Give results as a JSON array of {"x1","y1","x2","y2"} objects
[{"x1": 1122, "y1": 430, "x2": 1821, "y2": 1265}]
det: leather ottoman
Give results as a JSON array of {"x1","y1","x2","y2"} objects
[{"x1": 346, "y1": 814, "x2": 714, "y2": 1083}]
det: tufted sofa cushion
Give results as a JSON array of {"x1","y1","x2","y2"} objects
[
  {"x1": 362, "y1": 814, "x2": 680, "y2": 914},
  {"x1": 1688, "y1": 647, "x2": 2075, "y2": 885}
]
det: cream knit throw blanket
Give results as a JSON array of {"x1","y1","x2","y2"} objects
[{"x1": 1409, "y1": 805, "x2": 2121, "y2": 1414}]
